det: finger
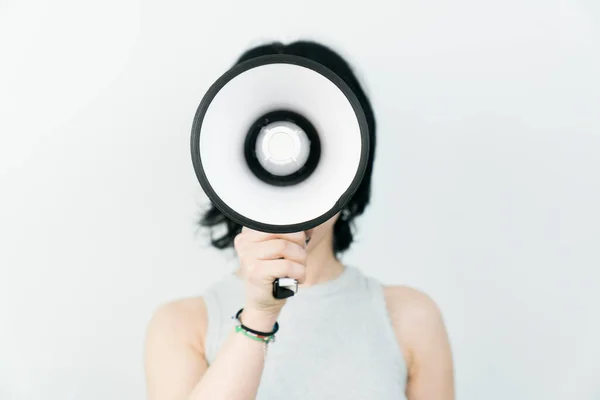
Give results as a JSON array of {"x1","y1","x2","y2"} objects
[
  {"x1": 252, "y1": 239, "x2": 307, "y2": 264},
  {"x1": 249, "y1": 259, "x2": 306, "y2": 284},
  {"x1": 239, "y1": 229, "x2": 307, "y2": 247}
]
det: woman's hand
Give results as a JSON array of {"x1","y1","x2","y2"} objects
[{"x1": 233, "y1": 227, "x2": 308, "y2": 330}]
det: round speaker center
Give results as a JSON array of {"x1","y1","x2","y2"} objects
[
  {"x1": 244, "y1": 110, "x2": 321, "y2": 186},
  {"x1": 268, "y1": 131, "x2": 296, "y2": 161},
  {"x1": 256, "y1": 121, "x2": 310, "y2": 176}
]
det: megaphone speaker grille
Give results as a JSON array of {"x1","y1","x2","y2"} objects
[
  {"x1": 244, "y1": 110, "x2": 321, "y2": 187},
  {"x1": 191, "y1": 54, "x2": 369, "y2": 233}
]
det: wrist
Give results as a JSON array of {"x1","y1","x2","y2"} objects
[{"x1": 240, "y1": 307, "x2": 280, "y2": 332}]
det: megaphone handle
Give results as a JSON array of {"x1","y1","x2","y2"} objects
[
  {"x1": 271, "y1": 236, "x2": 310, "y2": 299},
  {"x1": 272, "y1": 277, "x2": 298, "y2": 299}
]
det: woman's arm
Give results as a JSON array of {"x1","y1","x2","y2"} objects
[
  {"x1": 144, "y1": 298, "x2": 279, "y2": 400},
  {"x1": 384, "y1": 286, "x2": 455, "y2": 400},
  {"x1": 145, "y1": 230, "x2": 306, "y2": 400}
]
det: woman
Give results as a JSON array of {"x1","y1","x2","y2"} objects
[{"x1": 145, "y1": 41, "x2": 454, "y2": 400}]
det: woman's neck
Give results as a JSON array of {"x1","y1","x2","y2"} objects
[{"x1": 300, "y1": 234, "x2": 344, "y2": 288}]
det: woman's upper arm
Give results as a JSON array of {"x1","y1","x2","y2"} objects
[
  {"x1": 384, "y1": 286, "x2": 455, "y2": 400},
  {"x1": 144, "y1": 297, "x2": 209, "y2": 400}
]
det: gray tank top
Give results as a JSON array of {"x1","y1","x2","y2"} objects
[{"x1": 202, "y1": 265, "x2": 408, "y2": 400}]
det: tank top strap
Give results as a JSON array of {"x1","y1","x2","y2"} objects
[
  {"x1": 201, "y1": 273, "x2": 244, "y2": 364},
  {"x1": 362, "y1": 274, "x2": 407, "y2": 377}
]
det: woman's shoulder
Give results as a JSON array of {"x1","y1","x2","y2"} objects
[
  {"x1": 381, "y1": 285, "x2": 448, "y2": 369},
  {"x1": 145, "y1": 272, "x2": 240, "y2": 355},
  {"x1": 382, "y1": 285, "x2": 443, "y2": 320},
  {"x1": 144, "y1": 296, "x2": 212, "y2": 389},
  {"x1": 146, "y1": 296, "x2": 209, "y2": 354}
]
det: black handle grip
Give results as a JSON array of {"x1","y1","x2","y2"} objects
[{"x1": 272, "y1": 278, "x2": 298, "y2": 299}]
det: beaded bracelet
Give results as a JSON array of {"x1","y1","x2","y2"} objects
[{"x1": 232, "y1": 308, "x2": 279, "y2": 359}]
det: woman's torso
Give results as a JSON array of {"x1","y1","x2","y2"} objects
[{"x1": 201, "y1": 265, "x2": 408, "y2": 400}]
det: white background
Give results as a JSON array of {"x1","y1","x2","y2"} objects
[{"x1": 1, "y1": 1, "x2": 599, "y2": 399}]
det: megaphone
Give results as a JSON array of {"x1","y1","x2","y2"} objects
[{"x1": 191, "y1": 54, "x2": 370, "y2": 298}]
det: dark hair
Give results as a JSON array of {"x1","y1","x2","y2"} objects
[{"x1": 198, "y1": 40, "x2": 376, "y2": 254}]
